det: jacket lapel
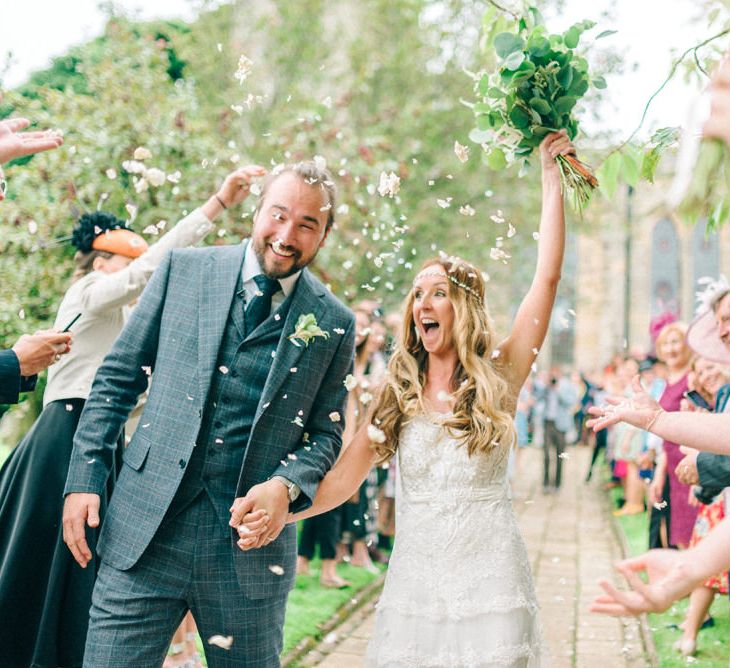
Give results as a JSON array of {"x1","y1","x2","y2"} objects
[
  {"x1": 198, "y1": 243, "x2": 246, "y2": 401},
  {"x1": 253, "y1": 269, "x2": 329, "y2": 426}
]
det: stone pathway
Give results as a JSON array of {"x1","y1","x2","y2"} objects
[{"x1": 302, "y1": 445, "x2": 653, "y2": 667}]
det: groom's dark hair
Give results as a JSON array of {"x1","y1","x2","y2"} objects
[{"x1": 254, "y1": 160, "x2": 337, "y2": 230}]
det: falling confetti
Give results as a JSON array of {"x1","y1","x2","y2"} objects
[
  {"x1": 454, "y1": 141, "x2": 470, "y2": 163},
  {"x1": 367, "y1": 424, "x2": 386, "y2": 444},
  {"x1": 344, "y1": 374, "x2": 358, "y2": 391},
  {"x1": 459, "y1": 205, "x2": 475, "y2": 216},
  {"x1": 377, "y1": 171, "x2": 400, "y2": 198},
  {"x1": 208, "y1": 635, "x2": 234, "y2": 650},
  {"x1": 234, "y1": 54, "x2": 254, "y2": 84}
]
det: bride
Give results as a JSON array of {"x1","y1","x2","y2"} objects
[{"x1": 235, "y1": 131, "x2": 573, "y2": 667}]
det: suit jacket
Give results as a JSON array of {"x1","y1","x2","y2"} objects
[
  {"x1": 0, "y1": 348, "x2": 36, "y2": 404},
  {"x1": 64, "y1": 242, "x2": 355, "y2": 595}
]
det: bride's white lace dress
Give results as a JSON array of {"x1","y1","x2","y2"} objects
[{"x1": 365, "y1": 414, "x2": 545, "y2": 667}]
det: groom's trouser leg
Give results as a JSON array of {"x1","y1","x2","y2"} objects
[
  {"x1": 188, "y1": 494, "x2": 287, "y2": 668},
  {"x1": 82, "y1": 502, "x2": 198, "y2": 667}
]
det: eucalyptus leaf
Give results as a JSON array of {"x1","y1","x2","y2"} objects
[
  {"x1": 592, "y1": 75, "x2": 607, "y2": 90},
  {"x1": 564, "y1": 27, "x2": 580, "y2": 49},
  {"x1": 555, "y1": 96, "x2": 577, "y2": 114},
  {"x1": 596, "y1": 29, "x2": 617, "y2": 39},
  {"x1": 486, "y1": 147, "x2": 507, "y2": 170},
  {"x1": 469, "y1": 128, "x2": 492, "y2": 144},
  {"x1": 503, "y1": 50, "x2": 525, "y2": 71},
  {"x1": 509, "y1": 106, "x2": 531, "y2": 129},
  {"x1": 494, "y1": 32, "x2": 524, "y2": 59},
  {"x1": 529, "y1": 97, "x2": 551, "y2": 115}
]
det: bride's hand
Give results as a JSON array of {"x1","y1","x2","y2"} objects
[
  {"x1": 233, "y1": 508, "x2": 270, "y2": 550},
  {"x1": 539, "y1": 129, "x2": 575, "y2": 180}
]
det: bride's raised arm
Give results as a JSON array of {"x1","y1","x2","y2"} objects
[{"x1": 498, "y1": 131, "x2": 573, "y2": 392}]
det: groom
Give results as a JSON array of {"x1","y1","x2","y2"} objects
[{"x1": 62, "y1": 161, "x2": 355, "y2": 667}]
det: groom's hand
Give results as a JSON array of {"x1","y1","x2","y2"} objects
[
  {"x1": 230, "y1": 479, "x2": 288, "y2": 551},
  {"x1": 62, "y1": 492, "x2": 101, "y2": 568}
]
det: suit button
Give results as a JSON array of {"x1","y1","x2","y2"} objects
[{"x1": 179, "y1": 459, "x2": 186, "y2": 469}]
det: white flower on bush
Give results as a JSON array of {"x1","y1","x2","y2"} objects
[
  {"x1": 145, "y1": 167, "x2": 167, "y2": 187},
  {"x1": 133, "y1": 146, "x2": 152, "y2": 160}
]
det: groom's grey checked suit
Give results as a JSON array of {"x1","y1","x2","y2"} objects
[{"x1": 64, "y1": 240, "x2": 355, "y2": 666}]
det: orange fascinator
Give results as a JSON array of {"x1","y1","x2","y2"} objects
[{"x1": 92, "y1": 229, "x2": 148, "y2": 258}]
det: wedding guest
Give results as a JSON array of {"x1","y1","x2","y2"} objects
[
  {"x1": 0, "y1": 166, "x2": 263, "y2": 668},
  {"x1": 672, "y1": 356, "x2": 730, "y2": 657},
  {"x1": 648, "y1": 322, "x2": 695, "y2": 548},
  {"x1": 612, "y1": 358, "x2": 646, "y2": 516},
  {"x1": 542, "y1": 367, "x2": 578, "y2": 492},
  {"x1": 338, "y1": 308, "x2": 380, "y2": 573}
]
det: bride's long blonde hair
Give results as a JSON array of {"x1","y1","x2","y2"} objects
[{"x1": 370, "y1": 256, "x2": 516, "y2": 463}]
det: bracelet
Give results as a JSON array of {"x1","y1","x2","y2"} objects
[
  {"x1": 215, "y1": 194, "x2": 228, "y2": 210},
  {"x1": 646, "y1": 408, "x2": 663, "y2": 432}
]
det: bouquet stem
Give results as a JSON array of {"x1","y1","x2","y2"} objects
[{"x1": 556, "y1": 154, "x2": 599, "y2": 212}]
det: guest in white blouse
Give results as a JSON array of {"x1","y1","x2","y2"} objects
[{"x1": 0, "y1": 165, "x2": 265, "y2": 668}]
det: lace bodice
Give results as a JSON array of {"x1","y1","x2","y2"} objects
[
  {"x1": 397, "y1": 413, "x2": 511, "y2": 505},
  {"x1": 365, "y1": 414, "x2": 545, "y2": 667}
]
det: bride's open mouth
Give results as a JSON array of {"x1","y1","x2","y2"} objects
[{"x1": 420, "y1": 317, "x2": 440, "y2": 342}]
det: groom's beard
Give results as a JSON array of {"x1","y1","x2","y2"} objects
[{"x1": 253, "y1": 238, "x2": 317, "y2": 279}]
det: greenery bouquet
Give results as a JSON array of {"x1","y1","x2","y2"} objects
[{"x1": 470, "y1": 8, "x2": 606, "y2": 210}]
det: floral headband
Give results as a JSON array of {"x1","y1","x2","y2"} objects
[{"x1": 413, "y1": 267, "x2": 481, "y2": 299}]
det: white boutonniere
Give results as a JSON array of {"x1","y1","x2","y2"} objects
[{"x1": 288, "y1": 313, "x2": 329, "y2": 347}]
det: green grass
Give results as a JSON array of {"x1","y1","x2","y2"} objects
[
  {"x1": 608, "y1": 486, "x2": 730, "y2": 667},
  {"x1": 282, "y1": 557, "x2": 385, "y2": 653}
]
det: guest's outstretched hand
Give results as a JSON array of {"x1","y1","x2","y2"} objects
[
  {"x1": 586, "y1": 375, "x2": 662, "y2": 432},
  {"x1": 590, "y1": 549, "x2": 695, "y2": 616},
  {"x1": 215, "y1": 165, "x2": 267, "y2": 208},
  {"x1": 0, "y1": 117, "x2": 63, "y2": 165}
]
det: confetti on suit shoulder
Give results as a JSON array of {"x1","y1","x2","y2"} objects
[
  {"x1": 269, "y1": 564, "x2": 285, "y2": 576},
  {"x1": 333, "y1": 327, "x2": 345, "y2": 335},
  {"x1": 208, "y1": 635, "x2": 234, "y2": 650},
  {"x1": 292, "y1": 416, "x2": 304, "y2": 427},
  {"x1": 65, "y1": 404, "x2": 74, "y2": 411},
  {"x1": 219, "y1": 366, "x2": 229, "y2": 374},
  {"x1": 86, "y1": 458, "x2": 96, "y2": 465},
  {"x1": 290, "y1": 367, "x2": 297, "y2": 373},
  {"x1": 329, "y1": 411, "x2": 341, "y2": 422}
]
